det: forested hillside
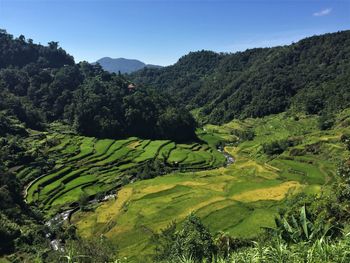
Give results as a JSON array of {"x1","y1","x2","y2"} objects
[
  {"x1": 131, "y1": 30, "x2": 350, "y2": 123},
  {"x1": 0, "y1": 30, "x2": 196, "y2": 141}
]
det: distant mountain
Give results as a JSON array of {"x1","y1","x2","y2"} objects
[{"x1": 95, "y1": 57, "x2": 162, "y2": 74}]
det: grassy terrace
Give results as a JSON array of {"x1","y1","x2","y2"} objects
[
  {"x1": 71, "y1": 110, "x2": 350, "y2": 262},
  {"x1": 24, "y1": 132, "x2": 225, "y2": 215}
]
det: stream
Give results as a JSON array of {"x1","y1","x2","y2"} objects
[
  {"x1": 45, "y1": 209, "x2": 74, "y2": 251},
  {"x1": 45, "y1": 195, "x2": 117, "y2": 251},
  {"x1": 218, "y1": 146, "x2": 235, "y2": 166}
]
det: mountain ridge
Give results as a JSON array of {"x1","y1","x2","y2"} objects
[
  {"x1": 131, "y1": 30, "x2": 350, "y2": 124},
  {"x1": 95, "y1": 57, "x2": 162, "y2": 74}
]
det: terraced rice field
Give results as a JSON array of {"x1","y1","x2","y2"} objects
[
  {"x1": 72, "y1": 111, "x2": 350, "y2": 262},
  {"x1": 24, "y1": 134, "x2": 225, "y2": 214}
]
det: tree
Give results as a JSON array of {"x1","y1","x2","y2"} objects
[
  {"x1": 78, "y1": 193, "x2": 89, "y2": 211},
  {"x1": 153, "y1": 213, "x2": 216, "y2": 262},
  {"x1": 318, "y1": 113, "x2": 334, "y2": 130},
  {"x1": 48, "y1": 41, "x2": 58, "y2": 50}
]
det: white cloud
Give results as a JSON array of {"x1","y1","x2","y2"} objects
[{"x1": 313, "y1": 8, "x2": 332, "y2": 17}]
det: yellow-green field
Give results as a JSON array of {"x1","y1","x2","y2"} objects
[
  {"x1": 71, "y1": 111, "x2": 350, "y2": 262},
  {"x1": 71, "y1": 157, "x2": 300, "y2": 261},
  {"x1": 22, "y1": 132, "x2": 225, "y2": 215}
]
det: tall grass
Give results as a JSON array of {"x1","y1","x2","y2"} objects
[{"x1": 164, "y1": 234, "x2": 350, "y2": 263}]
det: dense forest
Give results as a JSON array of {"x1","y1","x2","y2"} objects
[
  {"x1": 131, "y1": 30, "x2": 350, "y2": 124},
  {"x1": 0, "y1": 30, "x2": 196, "y2": 142}
]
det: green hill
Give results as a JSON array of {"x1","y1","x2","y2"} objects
[
  {"x1": 131, "y1": 30, "x2": 350, "y2": 124},
  {"x1": 0, "y1": 30, "x2": 196, "y2": 141}
]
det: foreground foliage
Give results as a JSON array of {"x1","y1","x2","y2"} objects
[
  {"x1": 153, "y1": 214, "x2": 217, "y2": 262},
  {"x1": 168, "y1": 235, "x2": 350, "y2": 263}
]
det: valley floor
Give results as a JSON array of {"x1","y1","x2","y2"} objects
[{"x1": 69, "y1": 111, "x2": 349, "y2": 262}]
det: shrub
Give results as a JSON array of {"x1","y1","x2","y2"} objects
[
  {"x1": 262, "y1": 140, "x2": 289, "y2": 155},
  {"x1": 78, "y1": 193, "x2": 89, "y2": 211},
  {"x1": 318, "y1": 114, "x2": 335, "y2": 130},
  {"x1": 153, "y1": 214, "x2": 216, "y2": 262},
  {"x1": 214, "y1": 232, "x2": 251, "y2": 258},
  {"x1": 230, "y1": 129, "x2": 255, "y2": 141},
  {"x1": 340, "y1": 133, "x2": 350, "y2": 150},
  {"x1": 263, "y1": 137, "x2": 301, "y2": 156}
]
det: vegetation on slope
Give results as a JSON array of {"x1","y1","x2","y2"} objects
[
  {"x1": 23, "y1": 128, "x2": 224, "y2": 215},
  {"x1": 0, "y1": 29, "x2": 196, "y2": 141},
  {"x1": 0, "y1": 118, "x2": 224, "y2": 261},
  {"x1": 153, "y1": 214, "x2": 350, "y2": 263},
  {"x1": 0, "y1": 120, "x2": 55, "y2": 259}
]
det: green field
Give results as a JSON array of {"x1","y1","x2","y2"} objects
[
  {"x1": 71, "y1": 111, "x2": 350, "y2": 262},
  {"x1": 24, "y1": 133, "x2": 225, "y2": 215}
]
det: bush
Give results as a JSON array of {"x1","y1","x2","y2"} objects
[
  {"x1": 262, "y1": 137, "x2": 301, "y2": 156},
  {"x1": 0, "y1": 214, "x2": 21, "y2": 254},
  {"x1": 340, "y1": 133, "x2": 350, "y2": 150},
  {"x1": 230, "y1": 128, "x2": 255, "y2": 141},
  {"x1": 78, "y1": 193, "x2": 89, "y2": 211},
  {"x1": 262, "y1": 140, "x2": 289, "y2": 155},
  {"x1": 153, "y1": 214, "x2": 216, "y2": 262},
  {"x1": 214, "y1": 232, "x2": 251, "y2": 258},
  {"x1": 318, "y1": 114, "x2": 335, "y2": 130}
]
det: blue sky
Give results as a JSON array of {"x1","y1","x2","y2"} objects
[{"x1": 0, "y1": 0, "x2": 349, "y2": 65}]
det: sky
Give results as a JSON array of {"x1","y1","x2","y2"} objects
[{"x1": 0, "y1": 0, "x2": 349, "y2": 66}]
